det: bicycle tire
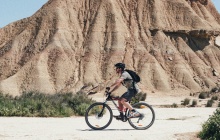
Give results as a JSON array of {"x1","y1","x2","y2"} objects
[
  {"x1": 128, "y1": 102, "x2": 155, "y2": 130},
  {"x1": 85, "y1": 102, "x2": 113, "y2": 130}
]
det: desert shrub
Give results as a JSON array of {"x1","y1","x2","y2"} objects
[
  {"x1": 0, "y1": 91, "x2": 95, "y2": 117},
  {"x1": 198, "y1": 108, "x2": 220, "y2": 140},
  {"x1": 218, "y1": 102, "x2": 220, "y2": 107},
  {"x1": 171, "y1": 103, "x2": 178, "y2": 108},
  {"x1": 74, "y1": 103, "x2": 90, "y2": 116},
  {"x1": 211, "y1": 96, "x2": 218, "y2": 101},
  {"x1": 191, "y1": 100, "x2": 197, "y2": 107},
  {"x1": 131, "y1": 92, "x2": 147, "y2": 104},
  {"x1": 199, "y1": 92, "x2": 210, "y2": 99},
  {"x1": 206, "y1": 100, "x2": 214, "y2": 107},
  {"x1": 68, "y1": 91, "x2": 95, "y2": 115},
  {"x1": 181, "y1": 98, "x2": 190, "y2": 106}
]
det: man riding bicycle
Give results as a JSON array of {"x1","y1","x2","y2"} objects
[{"x1": 108, "y1": 63, "x2": 141, "y2": 120}]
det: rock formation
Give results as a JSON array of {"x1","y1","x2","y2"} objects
[{"x1": 0, "y1": 0, "x2": 220, "y2": 95}]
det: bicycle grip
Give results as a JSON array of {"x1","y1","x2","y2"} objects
[{"x1": 106, "y1": 87, "x2": 110, "y2": 91}]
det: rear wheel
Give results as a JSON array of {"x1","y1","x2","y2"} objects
[
  {"x1": 128, "y1": 102, "x2": 155, "y2": 130},
  {"x1": 85, "y1": 102, "x2": 113, "y2": 130}
]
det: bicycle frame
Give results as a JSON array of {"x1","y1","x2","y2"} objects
[{"x1": 102, "y1": 91, "x2": 129, "y2": 122}]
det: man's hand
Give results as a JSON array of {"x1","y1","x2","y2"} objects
[
  {"x1": 106, "y1": 87, "x2": 111, "y2": 95},
  {"x1": 106, "y1": 87, "x2": 110, "y2": 91}
]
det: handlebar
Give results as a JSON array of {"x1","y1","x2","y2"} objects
[
  {"x1": 106, "y1": 87, "x2": 110, "y2": 91},
  {"x1": 105, "y1": 87, "x2": 111, "y2": 96},
  {"x1": 105, "y1": 87, "x2": 120, "y2": 100},
  {"x1": 87, "y1": 87, "x2": 111, "y2": 97}
]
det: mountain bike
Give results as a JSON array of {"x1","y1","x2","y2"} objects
[{"x1": 85, "y1": 88, "x2": 155, "y2": 130}]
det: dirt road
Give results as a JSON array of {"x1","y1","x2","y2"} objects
[{"x1": 0, "y1": 108, "x2": 216, "y2": 140}]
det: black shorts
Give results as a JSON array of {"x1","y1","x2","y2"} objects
[{"x1": 121, "y1": 89, "x2": 137, "y2": 101}]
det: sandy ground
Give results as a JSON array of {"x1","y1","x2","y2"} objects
[
  {"x1": 0, "y1": 92, "x2": 217, "y2": 140},
  {"x1": 0, "y1": 107, "x2": 216, "y2": 140}
]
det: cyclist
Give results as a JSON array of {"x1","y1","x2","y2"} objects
[{"x1": 108, "y1": 63, "x2": 140, "y2": 120}]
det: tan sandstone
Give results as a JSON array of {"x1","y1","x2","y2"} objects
[{"x1": 0, "y1": 0, "x2": 220, "y2": 95}]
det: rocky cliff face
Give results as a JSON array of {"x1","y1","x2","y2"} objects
[{"x1": 0, "y1": 0, "x2": 220, "y2": 95}]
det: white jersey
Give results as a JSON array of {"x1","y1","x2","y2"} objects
[{"x1": 120, "y1": 71, "x2": 140, "y2": 93}]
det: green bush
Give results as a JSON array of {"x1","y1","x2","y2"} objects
[
  {"x1": 199, "y1": 92, "x2": 210, "y2": 99},
  {"x1": 198, "y1": 108, "x2": 220, "y2": 140},
  {"x1": 181, "y1": 98, "x2": 190, "y2": 106},
  {"x1": 211, "y1": 96, "x2": 218, "y2": 101},
  {"x1": 0, "y1": 91, "x2": 95, "y2": 117},
  {"x1": 74, "y1": 103, "x2": 90, "y2": 116},
  {"x1": 131, "y1": 92, "x2": 147, "y2": 104},
  {"x1": 68, "y1": 91, "x2": 95, "y2": 115},
  {"x1": 171, "y1": 103, "x2": 178, "y2": 108},
  {"x1": 191, "y1": 100, "x2": 197, "y2": 107},
  {"x1": 206, "y1": 100, "x2": 214, "y2": 107}
]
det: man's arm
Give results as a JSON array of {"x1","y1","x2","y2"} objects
[{"x1": 109, "y1": 78, "x2": 124, "y2": 93}]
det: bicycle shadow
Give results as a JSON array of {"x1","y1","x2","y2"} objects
[{"x1": 80, "y1": 129, "x2": 135, "y2": 131}]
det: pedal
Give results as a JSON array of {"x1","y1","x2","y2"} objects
[
  {"x1": 113, "y1": 115, "x2": 127, "y2": 122},
  {"x1": 113, "y1": 115, "x2": 122, "y2": 120}
]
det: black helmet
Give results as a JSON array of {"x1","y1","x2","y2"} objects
[{"x1": 114, "y1": 63, "x2": 125, "y2": 69}]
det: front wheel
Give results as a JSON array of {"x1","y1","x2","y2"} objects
[
  {"x1": 128, "y1": 102, "x2": 155, "y2": 130},
  {"x1": 85, "y1": 102, "x2": 113, "y2": 130}
]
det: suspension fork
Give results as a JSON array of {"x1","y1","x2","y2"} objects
[{"x1": 98, "y1": 102, "x2": 107, "y2": 117}]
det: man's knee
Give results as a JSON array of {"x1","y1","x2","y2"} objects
[{"x1": 121, "y1": 98, "x2": 127, "y2": 103}]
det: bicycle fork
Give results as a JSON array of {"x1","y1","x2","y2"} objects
[{"x1": 98, "y1": 102, "x2": 107, "y2": 117}]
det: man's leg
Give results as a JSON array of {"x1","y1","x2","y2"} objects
[
  {"x1": 120, "y1": 89, "x2": 136, "y2": 110},
  {"x1": 120, "y1": 89, "x2": 141, "y2": 118},
  {"x1": 114, "y1": 99, "x2": 125, "y2": 120},
  {"x1": 121, "y1": 98, "x2": 140, "y2": 118},
  {"x1": 120, "y1": 98, "x2": 133, "y2": 110},
  {"x1": 118, "y1": 99, "x2": 124, "y2": 112}
]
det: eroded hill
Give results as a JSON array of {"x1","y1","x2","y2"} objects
[{"x1": 0, "y1": 0, "x2": 220, "y2": 95}]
